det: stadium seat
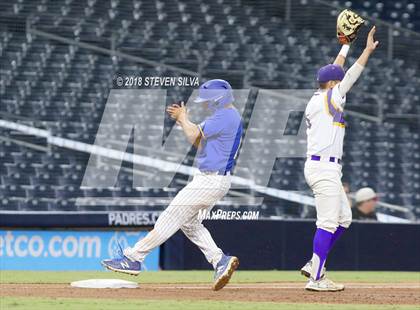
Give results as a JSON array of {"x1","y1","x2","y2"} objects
[{"x1": 0, "y1": 0, "x2": 418, "y2": 218}]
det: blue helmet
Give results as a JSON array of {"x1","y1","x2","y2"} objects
[
  {"x1": 317, "y1": 64, "x2": 345, "y2": 83},
  {"x1": 194, "y1": 79, "x2": 234, "y2": 109}
]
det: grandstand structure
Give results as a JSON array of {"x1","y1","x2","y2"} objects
[{"x1": 0, "y1": 0, "x2": 419, "y2": 222}]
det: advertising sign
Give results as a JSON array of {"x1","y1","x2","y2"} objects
[{"x1": 0, "y1": 230, "x2": 159, "y2": 271}]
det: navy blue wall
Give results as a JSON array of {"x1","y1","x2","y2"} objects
[{"x1": 162, "y1": 220, "x2": 420, "y2": 271}]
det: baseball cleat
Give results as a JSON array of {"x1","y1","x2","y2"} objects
[
  {"x1": 101, "y1": 256, "x2": 142, "y2": 276},
  {"x1": 212, "y1": 254, "x2": 239, "y2": 291},
  {"x1": 101, "y1": 256, "x2": 141, "y2": 276},
  {"x1": 101, "y1": 241, "x2": 142, "y2": 276},
  {"x1": 305, "y1": 278, "x2": 344, "y2": 292},
  {"x1": 300, "y1": 260, "x2": 326, "y2": 279}
]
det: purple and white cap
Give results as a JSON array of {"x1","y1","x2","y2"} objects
[{"x1": 317, "y1": 64, "x2": 345, "y2": 83}]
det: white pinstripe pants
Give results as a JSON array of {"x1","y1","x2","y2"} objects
[{"x1": 124, "y1": 172, "x2": 231, "y2": 267}]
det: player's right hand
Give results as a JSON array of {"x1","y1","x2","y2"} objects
[
  {"x1": 166, "y1": 101, "x2": 187, "y2": 121},
  {"x1": 365, "y1": 26, "x2": 379, "y2": 53}
]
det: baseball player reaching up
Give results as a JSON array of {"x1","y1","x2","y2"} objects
[
  {"x1": 301, "y1": 26, "x2": 379, "y2": 291},
  {"x1": 102, "y1": 79, "x2": 243, "y2": 291}
]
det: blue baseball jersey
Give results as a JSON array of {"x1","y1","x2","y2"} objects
[{"x1": 197, "y1": 107, "x2": 243, "y2": 173}]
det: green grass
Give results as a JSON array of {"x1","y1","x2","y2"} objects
[
  {"x1": 0, "y1": 270, "x2": 419, "y2": 284},
  {"x1": 1, "y1": 297, "x2": 419, "y2": 310},
  {"x1": 1, "y1": 271, "x2": 419, "y2": 310}
]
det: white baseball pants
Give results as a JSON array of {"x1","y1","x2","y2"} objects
[
  {"x1": 124, "y1": 172, "x2": 231, "y2": 267},
  {"x1": 304, "y1": 161, "x2": 352, "y2": 233}
]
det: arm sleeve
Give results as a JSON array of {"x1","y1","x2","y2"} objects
[
  {"x1": 330, "y1": 84, "x2": 346, "y2": 110},
  {"x1": 198, "y1": 114, "x2": 223, "y2": 139},
  {"x1": 337, "y1": 62, "x2": 365, "y2": 97}
]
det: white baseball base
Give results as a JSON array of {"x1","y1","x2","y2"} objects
[{"x1": 70, "y1": 279, "x2": 139, "y2": 289}]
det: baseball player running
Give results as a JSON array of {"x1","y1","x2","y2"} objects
[
  {"x1": 301, "y1": 26, "x2": 379, "y2": 291},
  {"x1": 102, "y1": 79, "x2": 243, "y2": 291}
]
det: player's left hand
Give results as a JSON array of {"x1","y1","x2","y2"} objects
[
  {"x1": 166, "y1": 101, "x2": 187, "y2": 121},
  {"x1": 365, "y1": 26, "x2": 379, "y2": 53}
]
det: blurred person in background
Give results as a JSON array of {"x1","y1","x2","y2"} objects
[{"x1": 352, "y1": 187, "x2": 378, "y2": 221}]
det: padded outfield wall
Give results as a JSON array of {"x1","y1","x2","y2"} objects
[
  {"x1": 162, "y1": 220, "x2": 420, "y2": 271},
  {"x1": 2, "y1": 215, "x2": 418, "y2": 271}
]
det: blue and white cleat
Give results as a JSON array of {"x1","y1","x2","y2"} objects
[
  {"x1": 212, "y1": 254, "x2": 239, "y2": 291},
  {"x1": 101, "y1": 256, "x2": 142, "y2": 276},
  {"x1": 101, "y1": 243, "x2": 142, "y2": 276}
]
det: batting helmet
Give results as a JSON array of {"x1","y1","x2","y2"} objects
[
  {"x1": 317, "y1": 64, "x2": 345, "y2": 83},
  {"x1": 194, "y1": 79, "x2": 234, "y2": 109}
]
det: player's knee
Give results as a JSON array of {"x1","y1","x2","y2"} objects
[
  {"x1": 181, "y1": 222, "x2": 202, "y2": 234},
  {"x1": 181, "y1": 224, "x2": 193, "y2": 233}
]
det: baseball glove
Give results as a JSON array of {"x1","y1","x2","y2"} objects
[{"x1": 337, "y1": 9, "x2": 365, "y2": 44}]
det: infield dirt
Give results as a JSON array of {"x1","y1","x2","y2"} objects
[{"x1": 1, "y1": 282, "x2": 419, "y2": 305}]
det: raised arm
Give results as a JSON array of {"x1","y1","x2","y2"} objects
[
  {"x1": 355, "y1": 26, "x2": 379, "y2": 67},
  {"x1": 338, "y1": 26, "x2": 379, "y2": 96},
  {"x1": 333, "y1": 44, "x2": 350, "y2": 67},
  {"x1": 166, "y1": 102, "x2": 202, "y2": 147}
]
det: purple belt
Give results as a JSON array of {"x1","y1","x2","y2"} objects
[{"x1": 310, "y1": 155, "x2": 341, "y2": 164}]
